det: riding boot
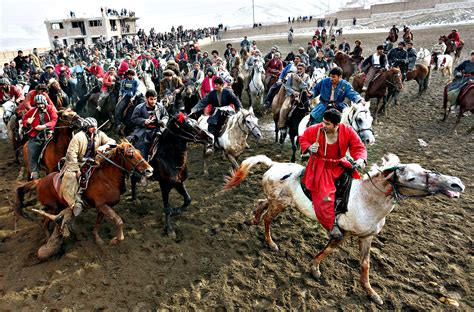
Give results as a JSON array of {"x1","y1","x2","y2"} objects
[
  {"x1": 329, "y1": 216, "x2": 344, "y2": 241},
  {"x1": 73, "y1": 193, "x2": 84, "y2": 217}
]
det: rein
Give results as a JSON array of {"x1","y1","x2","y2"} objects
[
  {"x1": 347, "y1": 107, "x2": 373, "y2": 136},
  {"x1": 236, "y1": 112, "x2": 261, "y2": 137},
  {"x1": 165, "y1": 121, "x2": 208, "y2": 144},
  {"x1": 96, "y1": 148, "x2": 146, "y2": 177}
]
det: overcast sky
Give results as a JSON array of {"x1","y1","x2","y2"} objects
[{"x1": 0, "y1": 0, "x2": 348, "y2": 50}]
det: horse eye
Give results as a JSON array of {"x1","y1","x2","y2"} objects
[
  {"x1": 356, "y1": 117, "x2": 362, "y2": 123},
  {"x1": 407, "y1": 177, "x2": 415, "y2": 182}
]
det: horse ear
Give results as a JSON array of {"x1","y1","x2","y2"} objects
[
  {"x1": 364, "y1": 101, "x2": 370, "y2": 109},
  {"x1": 248, "y1": 105, "x2": 254, "y2": 114}
]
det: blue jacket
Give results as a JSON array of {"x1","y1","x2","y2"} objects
[
  {"x1": 120, "y1": 78, "x2": 139, "y2": 97},
  {"x1": 279, "y1": 63, "x2": 296, "y2": 80}
]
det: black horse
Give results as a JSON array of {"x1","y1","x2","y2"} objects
[
  {"x1": 131, "y1": 113, "x2": 213, "y2": 236},
  {"x1": 182, "y1": 82, "x2": 200, "y2": 114},
  {"x1": 279, "y1": 100, "x2": 310, "y2": 162}
]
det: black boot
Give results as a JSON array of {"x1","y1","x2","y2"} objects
[{"x1": 330, "y1": 220, "x2": 344, "y2": 241}]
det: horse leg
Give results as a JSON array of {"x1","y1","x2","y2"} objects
[
  {"x1": 246, "y1": 199, "x2": 269, "y2": 225},
  {"x1": 130, "y1": 175, "x2": 141, "y2": 207},
  {"x1": 442, "y1": 85, "x2": 450, "y2": 121},
  {"x1": 359, "y1": 235, "x2": 383, "y2": 305},
  {"x1": 225, "y1": 152, "x2": 240, "y2": 170},
  {"x1": 290, "y1": 134, "x2": 297, "y2": 163},
  {"x1": 97, "y1": 204, "x2": 124, "y2": 245},
  {"x1": 311, "y1": 235, "x2": 348, "y2": 279},
  {"x1": 203, "y1": 145, "x2": 213, "y2": 177},
  {"x1": 373, "y1": 98, "x2": 380, "y2": 123},
  {"x1": 173, "y1": 182, "x2": 192, "y2": 215},
  {"x1": 159, "y1": 182, "x2": 175, "y2": 236},
  {"x1": 41, "y1": 216, "x2": 51, "y2": 240},
  {"x1": 274, "y1": 121, "x2": 279, "y2": 143},
  {"x1": 263, "y1": 201, "x2": 286, "y2": 251},
  {"x1": 92, "y1": 211, "x2": 105, "y2": 245}
]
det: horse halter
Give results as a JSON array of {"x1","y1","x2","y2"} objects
[
  {"x1": 384, "y1": 70, "x2": 403, "y2": 89},
  {"x1": 165, "y1": 117, "x2": 210, "y2": 144},
  {"x1": 347, "y1": 106, "x2": 373, "y2": 136}
]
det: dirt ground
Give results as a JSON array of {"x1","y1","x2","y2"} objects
[{"x1": 1, "y1": 24, "x2": 473, "y2": 311}]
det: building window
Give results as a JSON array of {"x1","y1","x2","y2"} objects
[
  {"x1": 51, "y1": 23, "x2": 64, "y2": 30},
  {"x1": 110, "y1": 20, "x2": 117, "y2": 31},
  {"x1": 89, "y1": 20, "x2": 102, "y2": 27},
  {"x1": 72, "y1": 21, "x2": 81, "y2": 28}
]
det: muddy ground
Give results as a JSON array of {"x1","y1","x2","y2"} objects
[{"x1": 1, "y1": 24, "x2": 473, "y2": 311}]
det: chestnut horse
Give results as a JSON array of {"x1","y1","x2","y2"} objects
[
  {"x1": 442, "y1": 81, "x2": 474, "y2": 131},
  {"x1": 15, "y1": 140, "x2": 154, "y2": 260},
  {"x1": 439, "y1": 35, "x2": 464, "y2": 63},
  {"x1": 352, "y1": 68, "x2": 403, "y2": 122},
  {"x1": 334, "y1": 51, "x2": 356, "y2": 81},
  {"x1": 386, "y1": 64, "x2": 431, "y2": 106},
  {"x1": 22, "y1": 108, "x2": 82, "y2": 179},
  {"x1": 131, "y1": 113, "x2": 214, "y2": 237}
]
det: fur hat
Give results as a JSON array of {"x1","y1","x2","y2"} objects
[{"x1": 163, "y1": 69, "x2": 174, "y2": 76}]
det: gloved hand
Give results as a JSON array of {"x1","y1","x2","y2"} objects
[
  {"x1": 308, "y1": 142, "x2": 319, "y2": 154},
  {"x1": 97, "y1": 145, "x2": 109, "y2": 153},
  {"x1": 354, "y1": 158, "x2": 366, "y2": 169}
]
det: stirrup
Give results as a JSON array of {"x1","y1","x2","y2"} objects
[{"x1": 329, "y1": 224, "x2": 343, "y2": 241}]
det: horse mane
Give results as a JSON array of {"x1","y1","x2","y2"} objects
[
  {"x1": 364, "y1": 153, "x2": 400, "y2": 180},
  {"x1": 96, "y1": 139, "x2": 131, "y2": 167}
]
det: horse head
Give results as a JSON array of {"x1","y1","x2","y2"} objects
[
  {"x1": 99, "y1": 139, "x2": 153, "y2": 178},
  {"x1": 387, "y1": 68, "x2": 403, "y2": 91},
  {"x1": 311, "y1": 68, "x2": 326, "y2": 86},
  {"x1": 376, "y1": 154, "x2": 465, "y2": 199},
  {"x1": 347, "y1": 102, "x2": 375, "y2": 146},
  {"x1": 183, "y1": 82, "x2": 197, "y2": 98},
  {"x1": 57, "y1": 108, "x2": 82, "y2": 129},
  {"x1": 219, "y1": 70, "x2": 234, "y2": 85},
  {"x1": 167, "y1": 112, "x2": 213, "y2": 145},
  {"x1": 237, "y1": 107, "x2": 262, "y2": 140}
]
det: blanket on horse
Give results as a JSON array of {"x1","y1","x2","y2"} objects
[{"x1": 447, "y1": 78, "x2": 474, "y2": 107}]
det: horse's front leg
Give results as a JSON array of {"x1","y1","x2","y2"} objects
[
  {"x1": 159, "y1": 182, "x2": 175, "y2": 237},
  {"x1": 224, "y1": 152, "x2": 240, "y2": 170},
  {"x1": 174, "y1": 182, "x2": 192, "y2": 215},
  {"x1": 290, "y1": 134, "x2": 297, "y2": 163},
  {"x1": 311, "y1": 234, "x2": 348, "y2": 279},
  {"x1": 359, "y1": 235, "x2": 383, "y2": 305},
  {"x1": 92, "y1": 211, "x2": 105, "y2": 245},
  {"x1": 203, "y1": 145, "x2": 213, "y2": 177},
  {"x1": 96, "y1": 204, "x2": 124, "y2": 245}
]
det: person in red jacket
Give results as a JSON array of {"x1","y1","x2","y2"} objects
[
  {"x1": 97, "y1": 66, "x2": 118, "y2": 111},
  {"x1": 22, "y1": 94, "x2": 58, "y2": 179},
  {"x1": 299, "y1": 109, "x2": 367, "y2": 240},
  {"x1": 175, "y1": 47, "x2": 188, "y2": 62},
  {"x1": 118, "y1": 56, "x2": 131, "y2": 77},
  {"x1": 200, "y1": 67, "x2": 217, "y2": 98},
  {"x1": 447, "y1": 29, "x2": 461, "y2": 48},
  {"x1": 54, "y1": 59, "x2": 72, "y2": 78},
  {"x1": 17, "y1": 84, "x2": 55, "y2": 114},
  {"x1": 0, "y1": 77, "x2": 24, "y2": 105},
  {"x1": 86, "y1": 59, "x2": 105, "y2": 78}
]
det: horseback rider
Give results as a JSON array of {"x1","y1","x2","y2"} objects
[
  {"x1": 431, "y1": 37, "x2": 447, "y2": 70},
  {"x1": 278, "y1": 63, "x2": 311, "y2": 133},
  {"x1": 311, "y1": 50, "x2": 330, "y2": 73},
  {"x1": 60, "y1": 117, "x2": 116, "y2": 220},
  {"x1": 264, "y1": 52, "x2": 283, "y2": 89},
  {"x1": 349, "y1": 40, "x2": 364, "y2": 69},
  {"x1": 115, "y1": 69, "x2": 139, "y2": 134},
  {"x1": 159, "y1": 69, "x2": 184, "y2": 112},
  {"x1": 390, "y1": 25, "x2": 399, "y2": 35},
  {"x1": 263, "y1": 54, "x2": 302, "y2": 107},
  {"x1": 0, "y1": 77, "x2": 24, "y2": 106},
  {"x1": 186, "y1": 61, "x2": 205, "y2": 87},
  {"x1": 191, "y1": 76, "x2": 242, "y2": 143},
  {"x1": 22, "y1": 94, "x2": 58, "y2": 180},
  {"x1": 309, "y1": 67, "x2": 364, "y2": 123},
  {"x1": 86, "y1": 58, "x2": 105, "y2": 79},
  {"x1": 361, "y1": 45, "x2": 388, "y2": 91},
  {"x1": 299, "y1": 108, "x2": 367, "y2": 240},
  {"x1": 449, "y1": 50, "x2": 474, "y2": 92},
  {"x1": 447, "y1": 29, "x2": 461, "y2": 49},
  {"x1": 130, "y1": 89, "x2": 168, "y2": 160},
  {"x1": 19, "y1": 84, "x2": 55, "y2": 113},
  {"x1": 97, "y1": 66, "x2": 117, "y2": 112},
  {"x1": 403, "y1": 27, "x2": 414, "y2": 43},
  {"x1": 387, "y1": 41, "x2": 408, "y2": 81},
  {"x1": 245, "y1": 49, "x2": 264, "y2": 70},
  {"x1": 298, "y1": 47, "x2": 310, "y2": 67},
  {"x1": 406, "y1": 41, "x2": 417, "y2": 72},
  {"x1": 200, "y1": 67, "x2": 217, "y2": 98},
  {"x1": 338, "y1": 38, "x2": 350, "y2": 54},
  {"x1": 39, "y1": 65, "x2": 59, "y2": 84}
]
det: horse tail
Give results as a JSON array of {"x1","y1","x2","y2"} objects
[
  {"x1": 15, "y1": 179, "x2": 39, "y2": 221},
  {"x1": 424, "y1": 65, "x2": 431, "y2": 90},
  {"x1": 224, "y1": 155, "x2": 274, "y2": 190}
]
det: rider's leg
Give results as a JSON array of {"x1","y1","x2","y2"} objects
[
  {"x1": 114, "y1": 95, "x2": 130, "y2": 131},
  {"x1": 363, "y1": 67, "x2": 375, "y2": 91},
  {"x1": 96, "y1": 92, "x2": 109, "y2": 111},
  {"x1": 277, "y1": 96, "x2": 292, "y2": 130},
  {"x1": 264, "y1": 82, "x2": 281, "y2": 107},
  {"x1": 27, "y1": 136, "x2": 43, "y2": 179}
]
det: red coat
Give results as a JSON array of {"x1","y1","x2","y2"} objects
[
  {"x1": 175, "y1": 52, "x2": 188, "y2": 62},
  {"x1": 200, "y1": 76, "x2": 217, "y2": 98},
  {"x1": 299, "y1": 123, "x2": 367, "y2": 191},
  {"x1": 265, "y1": 59, "x2": 283, "y2": 76},
  {"x1": 118, "y1": 60, "x2": 130, "y2": 76},
  {"x1": 54, "y1": 64, "x2": 72, "y2": 78},
  {"x1": 447, "y1": 32, "x2": 460, "y2": 44},
  {"x1": 86, "y1": 65, "x2": 104, "y2": 78},
  {"x1": 101, "y1": 72, "x2": 117, "y2": 92},
  {"x1": 0, "y1": 85, "x2": 24, "y2": 104},
  {"x1": 17, "y1": 90, "x2": 55, "y2": 113},
  {"x1": 22, "y1": 105, "x2": 58, "y2": 138}
]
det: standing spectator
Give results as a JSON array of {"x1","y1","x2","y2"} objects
[{"x1": 338, "y1": 38, "x2": 351, "y2": 53}]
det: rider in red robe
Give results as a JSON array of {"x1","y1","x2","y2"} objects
[
  {"x1": 447, "y1": 29, "x2": 460, "y2": 48},
  {"x1": 299, "y1": 109, "x2": 367, "y2": 238}
]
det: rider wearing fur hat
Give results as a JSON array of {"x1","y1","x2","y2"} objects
[{"x1": 39, "y1": 64, "x2": 59, "y2": 84}]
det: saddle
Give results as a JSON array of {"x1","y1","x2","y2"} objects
[
  {"x1": 38, "y1": 135, "x2": 56, "y2": 168},
  {"x1": 79, "y1": 158, "x2": 98, "y2": 190},
  {"x1": 208, "y1": 108, "x2": 235, "y2": 140}
]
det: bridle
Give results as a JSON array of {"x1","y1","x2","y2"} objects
[
  {"x1": 347, "y1": 106, "x2": 374, "y2": 136},
  {"x1": 416, "y1": 49, "x2": 430, "y2": 61},
  {"x1": 365, "y1": 166, "x2": 439, "y2": 201},
  {"x1": 384, "y1": 69, "x2": 403, "y2": 89},
  {"x1": 237, "y1": 111, "x2": 261, "y2": 138},
  {"x1": 165, "y1": 118, "x2": 210, "y2": 144},
  {"x1": 97, "y1": 146, "x2": 147, "y2": 177}
]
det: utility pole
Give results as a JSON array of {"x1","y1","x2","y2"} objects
[{"x1": 252, "y1": 0, "x2": 255, "y2": 25}]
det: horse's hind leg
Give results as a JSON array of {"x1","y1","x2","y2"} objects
[
  {"x1": 225, "y1": 152, "x2": 240, "y2": 170},
  {"x1": 263, "y1": 201, "x2": 286, "y2": 251},
  {"x1": 311, "y1": 234, "x2": 348, "y2": 279},
  {"x1": 97, "y1": 204, "x2": 124, "y2": 245},
  {"x1": 359, "y1": 235, "x2": 383, "y2": 305},
  {"x1": 92, "y1": 211, "x2": 105, "y2": 245},
  {"x1": 246, "y1": 199, "x2": 269, "y2": 225}
]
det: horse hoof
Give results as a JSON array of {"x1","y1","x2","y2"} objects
[
  {"x1": 311, "y1": 265, "x2": 321, "y2": 279},
  {"x1": 268, "y1": 242, "x2": 279, "y2": 252},
  {"x1": 370, "y1": 293, "x2": 384, "y2": 305},
  {"x1": 133, "y1": 199, "x2": 142, "y2": 207},
  {"x1": 109, "y1": 237, "x2": 121, "y2": 246},
  {"x1": 94, "y1": 236, "x2": 105, "y2": 245},
  {"x1": 167, "y1": 230, "x2": 177, "y2": 240}
]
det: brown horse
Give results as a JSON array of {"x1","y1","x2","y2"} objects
[
  {"x1": 334, "y1": 51, "x2": 356, "y2": 80},
  {"x1": 22, "y1": 108, "x2": 82, "y2": 179},
  {"x1": 439, "y1": 35, "x2": 464, "y2": 63},
  {"x1": 352, "y1": 68, "x2": 403, "y2": 122},
  {"x1": 407, "y1": 64, "x2": 430, "y2": 95},
  {"x1": 15, "y1": 140, "x2": 154, "y2": 260},
  {"x1": 230, "y1": 66, "x2": 245, "y2": 100},
  {"x1": 442, "y1": 81, "x2": 474, "y2": 131}
]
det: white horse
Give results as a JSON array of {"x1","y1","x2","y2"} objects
[
  {"x1": 218, "y1": 69, "x2": 234, "y2": 87},
  {"x1": 248, "y1": 61, "x2": 265, "y2": 107},
  {"x1": 141, "y1": 72, "x2": 155, "y2": 91},
  {"x1": 309, "y1": 68, "x2": 326, "y2": 89},
  {"x1": 416, "y1": 47, "x2": 431, "y2": 68},
  {"x1": 198, "y1": 106, "x2": 262, "y2": 176},
  {"x1": 224, "y1": 153, "x2": 464, "y2": 305},
  {"x1": 298, "y1": 102, "x2": 375, "y2": 146},
  {"x1": 437, "y1": 54, "x2": 454, "y2": 81}
]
